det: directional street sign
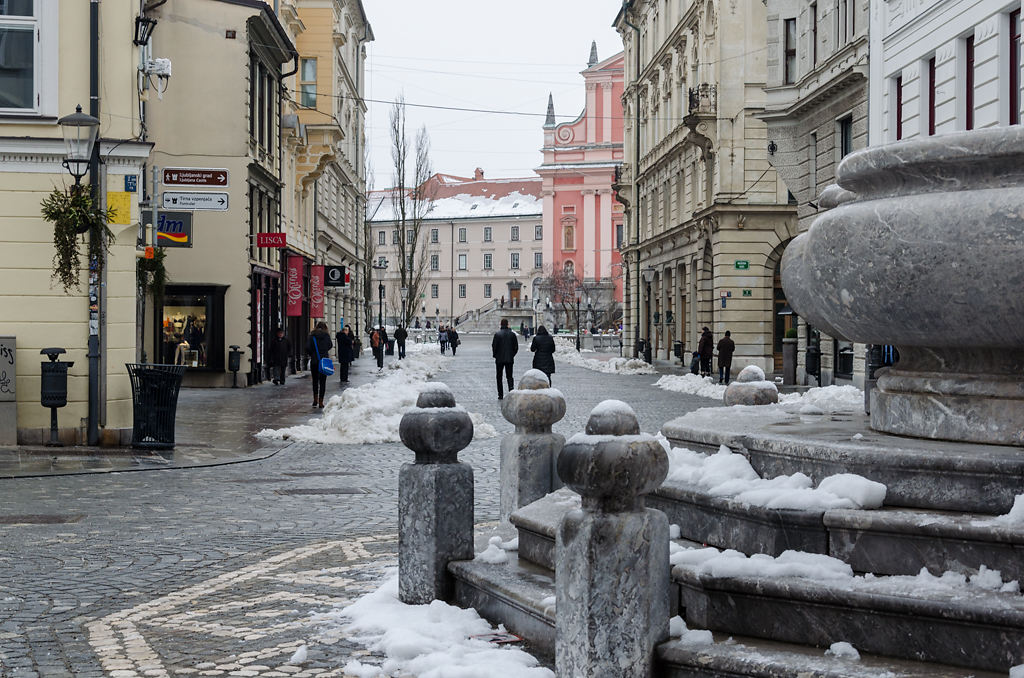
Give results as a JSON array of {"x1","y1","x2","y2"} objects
[
  {"x1": 162, "y1": 167, "x2": 229, "y2": 188},
  {"x1": 163, "y1": 191, "x2": 229, "y2": 211}
]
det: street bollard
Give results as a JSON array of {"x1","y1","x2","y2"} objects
[
  {"x1": 555, "y1": 400, "x2": 670, "y2": 678},
  {"x1": 500, "y1": 369, "x2": 566, "y2": 523},
  {"x1": 397, "y1": 383, "x2": 475, "y2": 604}
]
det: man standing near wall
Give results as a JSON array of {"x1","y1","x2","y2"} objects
[
  {"x1": 492, "y1": 318, "x2": 519, "y2": 400},
  {"x1": 717, "y1": 330, "x2": 736, "y2": 384}
]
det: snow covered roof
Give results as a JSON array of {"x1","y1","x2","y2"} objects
[{"x1": 369, "y1": 172, "x2": 542, "y2": 222}]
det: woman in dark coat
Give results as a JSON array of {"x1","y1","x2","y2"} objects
[
  {"x1": 530, "y1": 325, "x2": 556, "y2": 385},
  {"x1": 335, "y1": 325, "x2": 354, "y2": 383},
  {"x1": 306, "y1": 322, "x2": 333, "y2": 409}
]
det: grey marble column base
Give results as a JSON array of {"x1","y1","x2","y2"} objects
[{"x1": 500, "y1": 432, "x2": 565, "y2": 524}]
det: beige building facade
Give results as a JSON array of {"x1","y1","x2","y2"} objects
[
  {"x1": 614, "y1": 0, "x2": 797, "y2": 373},
  {"x1": 0, "y1": 0, "x2": 152, "y2": 444}
]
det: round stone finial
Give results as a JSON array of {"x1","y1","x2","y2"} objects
[
  {"x1": 585, "y1": 399, "x2": 640, "y2": 436},
  {"x1": 518, "y1": 369, "x2": 551, "y2": 390},
  {"x1": 400, "y1": 385, "x2": 473, "y2": 463},
  {"x1": 557, "y1": 401, "x2": 667, "y2": 512},
  {"x1": 736, "y1": 365, "x2": 766, "y2": 383},
  {"x1": 417, "y1": 382, "x2": 455, "y2": 408},
  {"x1": 724, "y1": 366, "x2": 779, "y2": 406},
  {"x1": 501, "y1": 372, "x2": 565, "y2": 432}
]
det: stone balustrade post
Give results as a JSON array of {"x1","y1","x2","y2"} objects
[
  {"x1": 398, "y1": 383, "x2": 475, "y2": 604},
  {"x1": 500, "y1": 369, "x2": 567, "y2": 523},
  {"x1": 555, "y1": 400, "x2": 670, "y2": 677}
]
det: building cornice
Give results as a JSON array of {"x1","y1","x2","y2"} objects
[{"x1": 0, "y1": 137, "x2": 152, "y2": 173}]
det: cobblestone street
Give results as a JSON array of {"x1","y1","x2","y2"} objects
[{"x1": 0, "y1": 336, "x2": 717, "y2": 676}]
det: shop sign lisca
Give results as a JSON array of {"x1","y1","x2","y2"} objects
[
  {"x1": 286, "y1": 256, "x2": 303, "y2": 317},
  {"x1": 310, "y1": 266, "x2": 325, "y2": 318}
]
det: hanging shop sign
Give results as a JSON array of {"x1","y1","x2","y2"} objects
[
  {"x1": 256, "y1": 232, "x2": 286, "y2": 248},
  {"x1": 324, "y1": 265, "x2": 346, "y2": 287},
  {"x1": 310, "y1": 266, "x2": 325, "y2": 318},
  {"x1": 144, "y1": 211, "x2": 193, "y2": 248},
  {"x1": 286, "y1": 256, "x2": 303, "y2": 317}
]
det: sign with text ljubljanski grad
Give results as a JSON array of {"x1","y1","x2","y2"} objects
[
  {"x1": 162, "y1": 168, "x2": 229, "y2": 188},
  {"x1": 286, "y1": 255, "x2": 303, "y2": 317},
  {"x1": 310, "y1": 265, "x2": 325, "y2": 318}
]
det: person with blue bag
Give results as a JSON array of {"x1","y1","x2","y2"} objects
[{"x1": 306, "y1": 321, "x2": 333, "y2": 409}]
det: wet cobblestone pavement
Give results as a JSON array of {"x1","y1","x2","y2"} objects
[{"x1": 0, "y1": 335, "x2": 718, "y2": 676}]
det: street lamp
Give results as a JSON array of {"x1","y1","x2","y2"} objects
[
  {"x1": 641, "y1": 266, "x2": 656, "y2": 364},
  {"x1": 57, "y1": 105, "x2": 100, "y2": 187},
  {"x1": 399, "y1": 286, "x2": 409, "y2": 326},
  {"x1": 574, "y1": 287, "x2": 583, "y2": 352},
  {"x1": 372, "y1": 258, "x2": 388, "y2": 329}
]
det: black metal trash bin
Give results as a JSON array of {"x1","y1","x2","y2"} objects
[
  {"x1": 385, "y1": 339, "x2": 395, "y2": 356},
  {"x1": 672, "y1": 341, "x2": 683, "y2": 359},
  {"x1": 126, "y1": 363, "x2": 186, "y2": 450}
]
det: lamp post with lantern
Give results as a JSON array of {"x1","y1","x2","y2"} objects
[
  {"x1": 641, "y1": 266, "x2": 656, "y2": 364},
  {"x1": 574, "y1": 287, "x2": 583, "y2": 352},
  {"x1": 372, "y1": 259, "x2": 388, "y2": 329}
]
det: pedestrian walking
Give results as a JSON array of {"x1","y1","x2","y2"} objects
[
  {"x1": 306, "y1": 322, "x2": 333, "y2": 408},
  {"x1": 698, "y1": 326, "x2": 714, "y2": 378},
  {"x1": 448, "y1": 326, "x2": 460, "y2": 356},
  {"x1": 492, "y1": 318, "x2": 519, "y2": 399},
  {"x1": 439, "y1": 326, "x2": 449, "y2": 354},
  {"x1": 268, "y1": 327, "x2": 291, "y2": 385},
  {"x1": 379, "y1": 325, "x2": 390, "y2": 357},
  {"x1": 370, "y1": 326, "x2": 385, "y2": 373},
  {"x1": 717, "y1": 330, "x2": 736, "y2": 384},
  {"x1": 394, "y1": 325, "x2": 408, "y2": 359},
  {"x1": 530, "y1": 325, "x2": 556, "y2": 385},
  {"x1": 336, "y1": 325, "x2": 354, "y2": 383}
]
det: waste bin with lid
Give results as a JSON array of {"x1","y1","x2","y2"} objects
[{"x1": 126, "y1": 363, "x2": 186, "y2": 449}]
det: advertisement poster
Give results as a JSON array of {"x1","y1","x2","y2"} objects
[
  {"x1": 286, "y1": 256, "x2": 303, "y2": 317},
  {"x1": 310, "y1": 265, "x2": 325, "y2": 318}
]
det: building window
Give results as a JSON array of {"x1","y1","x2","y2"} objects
[
  {"x1": 430, "y1": 284, "x2": 439, "y2": 298},
  {"x1": 406, "y1": 254, "x2": 413, "y2": 268},
  {"x1": 430, "y1": 228, "x2": 439, "y2": 243},
  {"x1": 0, "y1": 5, "x2": 34, "y2": 111},
  {"x1": 810, "y1": 3, "x2": 818, "y2": 66},
  {"x1": 483, "y1": 253, "x2": 492, "y2": 269},
  {"x1": 484, "y1": 283, "x2": 492, "y2": 298},
  {"x1": 299, "y1": 58, "x2": 317, "y2": 108},
  {"x1": 928, "y1": 56, "x2": 937, "y2": 136},
  {"x1": 377, "y1": 230, "x2": 386, "y2": 245},
  {"x1": 458, "y1": 284, "x2": 466, "y2": 298},
  {"x1": 510, "y1": 253, "x2": 520, "y2": 269},
  {"x1": 250, "y1": 56, "x2": 279, "y2": 154},
  {"x1": 535, "y1": 224, "x2": 543, "y2": 240},
  {"x1": 895, "y1": 75, "x2": 904, "y2": 140},
  {"x1": 458, "y1": 227, "x2": 467, "y2": 243},
  {"x1": 392, "y1": 230, "x2": 399, "y2": 244},
  {"x1": 458, "y1": 253, "x2": 467, "y2": 270},
  {"x1": 563, "y1": 224, "x2": 575, "y2": 250},
  {"x1": 430, "y1": 254, "x2": 439, "y2": 271},
  {"x1": 160, "y1": 286, "x2": 226, "y2": 370},
  {"x1": 1011, "y1": 9, "x2": 1020, "y2": 125},
  {"x1": 784, "y1": 18, "x2": 797, "y2": 85},
  {"x1": 966, "y1": 35, "x2": 975, "y2": 130},
  {"x1": 510, "y1": 225, "x2": 520, "y2": 241},
  {"x1": 838, "y1": 115, "x2": 853, "y2": 157},
  {"x1": 562, "y1": 205, "x2": 576, "y2": 214},
  {"x1": 616, "y1": 223, "x2": 624, "y2": 249},
  {"x1": 407, "y1": 228, "x2": 414, "y2": 243},
  {"x1": 483, "y1": 226, "x2": 492, "y2": 242},
  {"x1": 534, "y1": 252, "x2": 543, "y2": 269}
]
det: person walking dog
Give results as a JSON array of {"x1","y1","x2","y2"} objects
[
  {"x1": 306, "y1": 322, "x2": 333, "y2": 408},
  {"x1": 492, "y1": 318, "x2": 519, "y2": 399}
]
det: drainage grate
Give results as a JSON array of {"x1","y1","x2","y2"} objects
[
  {"x1": 0, "y1": 514, "x2": 85, "y2": 525},
  {"x1": 282, "y1": 471, "x2": 359, "y2": 477},
  {"x1": 274, "y1": 488, "x2": 368, "y2": 496}
]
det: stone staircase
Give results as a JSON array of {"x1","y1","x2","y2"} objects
[{"x1": 446, "y1": 406, "x2": 1024, "y2": 676}]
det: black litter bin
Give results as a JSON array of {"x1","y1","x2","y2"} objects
[
  {"x1": 126, "y1": 363, "x2": 186, "y2": 450},
  {"x1": 673, "y1": 341, "x2": 683, "y2": 359},
  {"x1": 385, "y1": 339, "x2": 395, "y2": 356}
]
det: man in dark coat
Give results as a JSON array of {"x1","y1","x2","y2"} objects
[
  {"x1": 530, "y1": 325, "x2": 556, "y2": 385},
  {"x1": 394, "y1": 325, "x2": 408, "y2": 359},
  {"x1": 335, "y1": 325, "x2": 354, "y2": 383},
  {"x1": 306, "y1": 322, "x2": 333, "y2": 408},
  {"x1": 492, "y1": 318, "x2": 519, "y2": 399},
  {"x1": 448, "y1": 326, "x2": 460, "y2": 356},
  {"x1": 268, "y1": 328, "x2": 291, "y2": 385},
  {"x1": 697, "y1": 326, "x2": 714, "y2": 378},
  {"x1": 717, "y1": 330, "x2": 736, "y2": 384}
]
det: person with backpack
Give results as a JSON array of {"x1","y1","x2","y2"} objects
[
  {"x1": 370, "y1": 326, "x2": 384, "y2": 373},
  {"x1": 306, "y1": 322, "x2": 333, "y2": 408}
]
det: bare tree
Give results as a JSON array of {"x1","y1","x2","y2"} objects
[
  {"x1": 388, "y1": 96, "x2": 435, "y2": 326},
  {"x1": 535, "y1": 265, "x2": 602, "y2": 330}
]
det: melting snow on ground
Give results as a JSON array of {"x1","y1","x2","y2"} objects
[
  {"x1": 319, "y1": 570, "x2": 553, "y2": 677},
  {"x1": 256, "y1": 345, "x2": 497, "y2": 444},
  {"x1": 553, "y1": 337, "x2": 657, "y2": 375},
  {"x1": 973, "y1": 494, "x2": 1024, "y2": 528},
  {"x1": 655, "y1": 373, "x2": 728, "y2": 399},
  {"x1": 665, "y1": 444, "x2": 887, "y2": 510}
]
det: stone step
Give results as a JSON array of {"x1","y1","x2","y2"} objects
[
  {"x1": 509, "y1": 487, "x2": 579, "y2": 571},
  {"x1": 447, "y1": 555, "x2": 998, "y2": 677},
  {"x1": 674, "y1": 562, "x2": 1024, "y2": 672},
  {"x1": 661, "y1": 409, "x2": 1024, "y2": 514},
  {"x1": 649, "y1": 479, "x2": 1024, "y2": 579}
]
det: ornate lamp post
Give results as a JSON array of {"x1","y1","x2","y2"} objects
[
  {"x1": 58, "y1": 105, "x2": 100, "y2": 189},
  {"x1": 400, "y1": 286, "x2": 409, "y2": 326},
  {"x1": 373, "y1": 258, "x2": 388, "y2": 328},
  {"x1": 574, "y1": 287, "x2": 583, "y2": 352},
  {"x1": 641, "y1": 266, "x2": 656, "y2": 364}
]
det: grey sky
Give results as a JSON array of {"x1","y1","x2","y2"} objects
[{"x1": 363, "y1": 1, "x2": 624, "y2": 188}]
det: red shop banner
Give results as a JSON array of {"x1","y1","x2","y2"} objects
[
  {"x1": 310, "y1": 265, "x2": 325, "y2": 318},
  {"x1": 286, "y1": 255, "x2": 303, "y2": 317}
]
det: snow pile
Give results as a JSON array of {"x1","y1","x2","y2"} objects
[
  {"x1": 989, "y1": 494, "x2": 1024, "y2": 527},
  {"x1": 824, "y1": 642, "x2": 860, "y2": 661},
  {"x1": 669, "y1": 616, "x2": 714, "y2": 646},
  {"x1": 1011, "y1": 664, "x2": 1024, "y2": 678},
  {"x1": 778, "y1": 384, "x2": 864, "y2": 413},
  {"x1": 665, "y1": 444, "x2": 887, "y2": 510},
  {"x1": 553, "y1": 337, "x2": 657, "y2": 375},
  {"x1": 655, "y1": 374, "x2": 727, "y2": 399},
  {"x1": 475, "y1": 536, "x2": 516, "y2": 565},
  {"x1": 256, "y1": 350, "x2": 497, "y2": 444},
  {"x1": 327, "y1": 572, "x2": 553, "y2": 677}
]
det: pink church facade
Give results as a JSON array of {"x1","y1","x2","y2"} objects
[{"x1": 536, "y1": 45, "x2": 625, "y2": 321}]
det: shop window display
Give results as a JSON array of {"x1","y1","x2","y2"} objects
[{"x1": 162, "y1": 296, "x2": 209, "y2": 367}]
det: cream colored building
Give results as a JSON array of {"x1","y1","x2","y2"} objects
[
  {"x1": 0, "y1": 0, "x2": 151, "y2": 444},
  {"x1": 614, "y1": 0, "x2": 797, "y2": 373}
]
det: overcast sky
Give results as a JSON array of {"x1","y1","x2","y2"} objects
[{"x1": 363, "y1": 1, "x2": 624, "y2": 189}]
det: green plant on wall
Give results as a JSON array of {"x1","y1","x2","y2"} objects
[
  {"x1": 41, "y1": 186, "x2": 116, "y2": 293},
  {"x1": 785, "y1": 327, "x2": 798, "y2": 339},
  {"x1": 137, "y1": 247, "x2": 168, "y2": 304}
]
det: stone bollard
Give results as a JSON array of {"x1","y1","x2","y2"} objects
[
  {"x1": 500, "y1": 369, "x2": 567, "y2": 523},
  {"x1": 723, "y1": 364, "x2": 780, "y2": 406},
  {"x1": 398, "y1": 383, "x2": 475, "y2": 604},
  {"x1": 555, "y1": 400, "x2": 670, "y2": 677}
]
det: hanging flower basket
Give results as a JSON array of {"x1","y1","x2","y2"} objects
[{"x1": 41, "y1": 185, "x2": 116, "y2": 293}]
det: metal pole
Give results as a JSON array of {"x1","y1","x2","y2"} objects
[
  {"x1": 87, "y1": 0, "x2": 101, "y2": 446},
  {"x1": 378, "y1": 282, "x2": 384, "y2": 328},
  {"x1": 576, "y1": 297, "x2": 581, "y2": 352}
]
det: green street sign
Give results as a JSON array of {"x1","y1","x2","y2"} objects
[
  {"x1": 742, "y1": 289, "x2": 752, "y2": 297},
  {"x1": 734, "y1": 260, "x2": 750, "y2": 270}
]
